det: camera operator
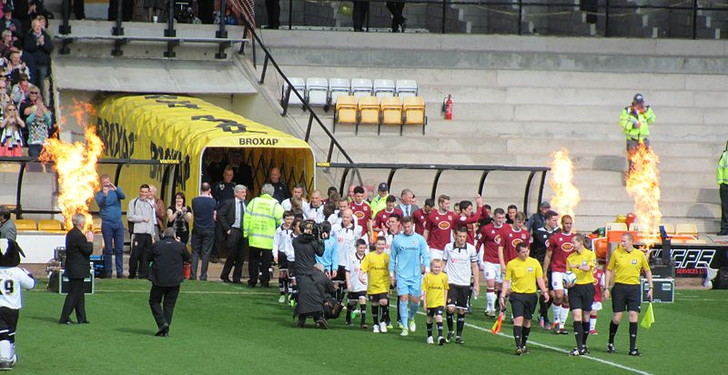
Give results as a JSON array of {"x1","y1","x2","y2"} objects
[
  {"x1": 295, "y1": 263, "x2": 336, "y2": 328},
  {"x1": 293, "y1": 220, "x2": 326, "y2": 277}
]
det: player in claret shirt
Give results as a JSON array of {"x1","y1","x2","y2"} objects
[
  {"x1": 476, "y1": 208, "x2": 507, "y2": 317},
  {"x1": 425, "y1": 195, "x2": 481, "y2": 261},
  {"x1": 412, "y1": 198, "x2": 434, "y2": 235},
  {"x1": 373, "y1": 196, "x2": 403, "y2": 236},
  {"x1": 543, "y1": 215, "x2": 576, "y2": 334},
  {"x1": 350, "y1": 186, "x2": 372, "y2": 238}
]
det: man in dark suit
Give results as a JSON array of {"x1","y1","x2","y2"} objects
[
  {"x1": 59, "y1": 214, "x2": 93, "y2": 324},
  {"x1": 398, "y1": 188, "x2": 419, "y2": 218},
  {"x1": 148, "y1": 228, "x2": 190, "y2": 337},
  {"x1": 219, "y1": 185, "x2": 248, "y2": 283}
]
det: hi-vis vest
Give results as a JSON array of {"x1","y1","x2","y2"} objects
[
  {"x1": 619, "y1": 106, "x2": 655, "y2": 141},
  {"x1": 717, "y1": 150, "x2": 728, "y2": 185},
  {"x1": 244, "y1": 194, "x2": 283, "y2": 249}
]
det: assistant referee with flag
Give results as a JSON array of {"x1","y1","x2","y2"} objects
[{"x1": 604, "y1": 232, "x2": 653, "y2": 356}]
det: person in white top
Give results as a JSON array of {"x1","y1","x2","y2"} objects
[
  {"x1": 281, "y1": 184, "x2": 307, "y2": 211},
  {"x1": 273, "y1": 211, "x2": 296, "y2": 303},
  {"x1": 0, "y1": 239, "x2": 35, "y2": 371},
  {"x1": 345, "y1": 239, "x2": 369, "y2": 328},
  {"x1": 443, "y1": 227, "x2": 479, "y2": 344},
  {"x1": 331, "y1": 209, "x2": 364, "y2": 283},
  {"x1": 303, "y1": 190, "x2": 326, "y2": 223}
]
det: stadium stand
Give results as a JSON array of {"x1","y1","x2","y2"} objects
[
  {"x1": 328, "y1": 78, "x2": 350, "y2": 106},
  {"x1": 14, "y1": 219, "x2": 37, "y2": 231},
  {"x1": 351, "y1": 79, "x2": 373, "y2": 98},
  {"x1": 305, "y1": 78, "x2": 328, "y2": 107}
]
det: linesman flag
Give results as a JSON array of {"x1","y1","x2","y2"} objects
[
  {"x1": 490, "y1": 312, "x2": 504, "y2": 334},
  {"x1": 640, "y1": 302, "x2": 655, "y2": 329}
]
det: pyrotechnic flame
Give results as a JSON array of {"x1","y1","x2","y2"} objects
[
  {"x1": 548, "y1": 148, "x2": 580, "y2": 220},
  {"x1": 39, "y1": 101, "x2": 103, "y2": 231},
  {"x1": 626, "y1": 144, "x2": 662, "y2": 248}
]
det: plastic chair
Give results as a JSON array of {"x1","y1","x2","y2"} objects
[
  {"x1": 351, "y1": 78, "x2": 373, "y2": 98},
  {"x1": 605, "y1": 222, "x2": 628, "y2": 233},
  {"x1": 402, "y1": 96, "x2": 427, "y2": 134},
  {"x1": 395, "y1": 79, "x2": 418, "y2": 97},
  {"x1": 14, "y1": 219, "x2": 37, "y2": 231},
  {"x1": 661, "y1": 223, "x2": 675, "y2": 235},
  {"x1": 373, "y1": 79, "x2": 395, "y2": 99},
  {"x1": 92, "y1": 217, "x2": 103, "y2": 234},
  {"x1": 333, "y1": 96, "x2": 358, "y2": 133},
  {"x1": 379, "y1": 96, "x2": 403, "y2": 135},
  {"x1": 281, "y1": 77, "x2": 306, "y2": 107},
  {"x1": 38, "y1": 219, "x2": 64, "y2": 233},
  {"x1": 357, "y1": 96, "x2": 380, "y2": 134},
  {"x1": 328, "y1": 78, "x2": 350, "y2": 106},
  {"x1": 306, "y1": 78, "x2": 328, "y2": 107},
  {"x1": 675, "y1": 223, "x2": 698, "y2": 236}
]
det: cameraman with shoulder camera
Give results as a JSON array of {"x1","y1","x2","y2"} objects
[
  {"x1": 293, "y1": 220, "x2": 326, "y2": 277},
  {"x1": 293, "y1": 221, "x2": 335, "y2": 328}
]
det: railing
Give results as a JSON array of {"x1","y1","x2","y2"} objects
[
  {"x1": 239, "y1": 20, "x2": 355, "y2": 165},
  {"x1": 264, "y1": 0, "x2": 728, "y2": 39},
  {"x1": 318, "y1": 162, "x2": 550, "y2": 216}
]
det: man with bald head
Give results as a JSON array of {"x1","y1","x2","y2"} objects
[{"x1": 268, "y1": 167, "x2": 290, "y2": 203}]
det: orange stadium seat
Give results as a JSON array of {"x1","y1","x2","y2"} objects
[
  {"x1": 661, "y1": 223, "x2": 675, "y2": 235},
  {"x1": 14, "y1": 219, "x2": 37, "y2": 231},
  {"x1": 675, "y1": 223, "x2": 698, "y2": 236},
  {"x1": 403, "y1": 96, "x2": 427, "y2": 134},
  {"x1": 333, "y1": 96, "x2": 358, "y2": 133},
  {"x1": 38, "y1": 219, "x2": 64, "y2": 233},
  {"x1": 92, "y1": 217, "x2": 103, "y2": 234},
  {"x1": 357, "y1": 96, "x2": 381, "y2": 134},
  {"x1": 379, "y1": 96, "x2": 403, "y2": 135}
]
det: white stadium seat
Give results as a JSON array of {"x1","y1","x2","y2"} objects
[
  {"x1": 328, "y1": 78, "x2": 350, "y2": 105},
  {"x1": 373, "y1": 79, "x2": 395, "y2": 98},
  {"x1": 351, "y1": 78, "x2": 373, "y2": 98},
  {"x1": 306, "y1": 78, "x2": 328, "y2": 107},
  {"x1": 396, "y1": 79, "x2": 418, "y2": 97},
  {"x1": 282, "y1": 77, "x2": 306, "y2": 106}
]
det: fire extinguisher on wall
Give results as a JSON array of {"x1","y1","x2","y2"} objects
[{"x1": 442, "y1": 94, "x2": 453, "y2": 120}]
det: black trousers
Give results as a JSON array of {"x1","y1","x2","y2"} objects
[
  {"x1": 149, "y1": 285, "x2": 180, "y2": 329},
  {"x1": 265, "y1": 0, "x2": 280, "y2": 28},
  {"x1": 0, "y1": 307, "x2": 19, "y2": 343},
  {"x1": 130, "y1": 233, "x2": 153, "y2": 278},
  {"x1": 248, "y1": 247, "x2": 272, "y2": 287},
  {"x1": 721, "y1": 184, "x2": 728, "y2": 232},
  {"x1": 386, "y1": 1, "x2": 404, "y2": 23},
  {"x1": 352, "y1": 0, "x2": 369, "y2": 30},
  {"x1": 63, "y1": 0, "x2": 86, "y2": 19},
  {"x1": 60, "y1": 279, "x2": 87, "y2": 323},
  {"x1": 221, "y1": 229, "x2": 248, "y2": 282}
]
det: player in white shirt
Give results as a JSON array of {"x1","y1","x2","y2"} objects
[
  {"x1": 443, "y1": 227, "x2": 479, "y2": 344},
  {"x1": 302, "y1": 190, "x2": 326, "y2": 223},
  {"x1": 383, "y1": 213, "x2": 402, "y2": 255},
  {"x1": 281, "y1": 184, "x2": 307, "y2": 211},
  {"x1": 0, "y1": 239, "x2": 35, "y2": 371},
  {"x1": 345, "y1": 239, "x2": 369, "y2": 328},
  {"x1": 273, "y1": 211, "x2": 295, "y2": 303},
  {"x1": 331, "y1": 209, "x2": 364, "y2": 284},
  {"x1": 326, "y1": 200, "x2": 349, "y2": 228}
]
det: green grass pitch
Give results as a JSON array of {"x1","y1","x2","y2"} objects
[{"x1": 13, "y1": 279, "x2": 728, "y2": 374}]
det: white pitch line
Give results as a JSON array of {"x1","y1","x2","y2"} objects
[{"x1": 416, "y1": 311, "x2": 652, "y2": 375}]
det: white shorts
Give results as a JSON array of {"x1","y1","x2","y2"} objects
[
  {"x1": 551, "y1": 271, "x2": 565, "y2": 291},
  {"x1": 429, "y1": 248, "x2": 444, "y2": 261},
  {"x1": 482, "y1": 261, "x2": 502, "y2": 283},
  {"x1": 591, "y1": 301, "x2": 602, "y2": 311}
]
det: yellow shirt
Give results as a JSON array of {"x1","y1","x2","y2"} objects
[
  {"x1": 567, "y1": 249, "x2": 596, "y2": 285},
  {"x1": 505, "y1": 257, "x2": 543, "y2": 294},
  {"x1": 360, "y1": 252, "x2": 390, "y2": 294},
  {"x1": 422, "y1": 272, "x2": 449, "y2": 308},
  {"x1": 607, "y1": 247, "x2": 650, "y2": 285}
]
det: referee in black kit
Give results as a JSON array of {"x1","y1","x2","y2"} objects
[{"x1": 604, "y1": 233, "x2": 653, "y2": 356}]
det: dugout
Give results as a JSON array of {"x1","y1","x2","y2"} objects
[{"x1": 93, "y1": 94, "x2": 315, "y2": 204}]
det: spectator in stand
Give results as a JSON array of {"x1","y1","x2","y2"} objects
[
  {"x1": 0, "y1": 30, "x2": 19, "y2": 57},
  {"x1": 24, "y1": 18, "x2": 52, "y2": 97},
  {"x1": 95, "y1": 175, "x2": 126, "y2": 278},
  {"x1": 263, "y1": 0, "x2": 280, "y2": 29},
  {"x1": 268, "y1": 167, "x2": 290, "y2": 203},
  {"x1": 65, "y1": 0, "x2": 86, "y2": 20},
  {"x1": 24, "y1": 92, "x2": 51, "y2": 160},
  {"x1": 370, "y1": 182, "x2": 390, "y2": 216},
  {"x1": 166, "y1": 192, "x2": 193, "y2": 244},
  {"x1": 282, "y1": 183, "x2": 306, "y2": 211},
  {"x1": 10, "y1": 75, "x2": 29, "y2": 106},
  {"x1": 144, "y1": 0, "x2": 164, "y2": 22},
  {"x1": 0, "y1": 206, "x2": 16, "y2": 240},
  {"x1": 128, "y1": 184, "x2": 155, "y2": 279},
  {"x1": 0, "y1": 79, "x2": 11, "y2": 113},
  {"x1": 527, "y1": 201, "x2": 551, "y2": 234},
  {"x1": 0, "y1": 6, "x2": 22, "y2": 40},
  {"x1": 386, "y1": 0, "x2": 405, "y2": 32},
  {"x1": 412, "y1": 198, "x2": 434, "y2": 235},
  {"x1": 352, "y1": 0, "x2": 368, "y2": 32},
  {"x1": 190, "y1": 183, "x2": 217, "y2": 281},
  {"x1": 19, "y1": 84, "x2": 41, "y2": 123},
  {"x1": 5, "y1": 52, "x2": 31, "y2": 87},
  {"x1": 399, "y1": 189, "x2": 418, "y2": 218},
  {"x1": 505, "y1": 204, "x2": 518, "y2": 224},
  {"x1": 0, "y1": 103, "x2": 23, "y2": 156},
  {"x1": 148, "y1": 185, "x2": 167, "y2": 237}
]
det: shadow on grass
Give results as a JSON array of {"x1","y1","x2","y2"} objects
[
  {"x1": 26, "y1": 315, "x2": 62, "y2": 324},
  {"x1": 114, "y1": 327, "x2": 156, "y2": 336}
]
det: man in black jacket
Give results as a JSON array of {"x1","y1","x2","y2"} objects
[
  {"x1": 295, "y1": 264, "x2": 336, "y2": 328},
  {"x1": 293, "y1": 220, "x2": 324, "y2": 277},
  {"x1": 59, "y1": 214, "x2": 93, "y2": 324},
  {"x1": 218, "y1": 185, "x2": 248, "y2": 283},
  {"x1": 148, "y1": 228, "x2": 190, "y2": 337}
]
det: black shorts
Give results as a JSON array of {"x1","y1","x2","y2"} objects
[
  {"x1": 509, "y1": 293, "x2": 537, "y2": 319},
  {"x1": 277, "y1": 252, "x2": 289, "y2": 270},
  {"x1": 427, "y1": 306, "x2": 444, "y2": 317},
  {"x1": 0, "y1": 307, "x2": 19, "y2": 341},
  {"x1": 568, "y1": 283, "x2": 595, "y2": 311},
  {"x1": 447, "y1": 284, "x2": 469, "y2": 309},
  {"x1": 611, "y1": 283, "x2": 641, "y2": 313},
  {"x1": 333, "y1": 265, "x2": 347, "y2": 282},
  {"x1": 368, "y1": 293, "x2": 389, "y2": 303},
  {"x1": 288, "y1": 262, "x2": 295, "y2": 278},
  {"x1": 348, "y1": 291, "x2": 366, "y2": 302}
]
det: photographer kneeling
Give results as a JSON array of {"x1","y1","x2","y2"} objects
[{"x1": 294, "y1": 221, "x2": 337, "y2": 328}]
